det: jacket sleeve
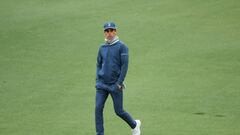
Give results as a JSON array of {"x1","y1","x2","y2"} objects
[
  {"x1": 96, "y1": 47, "x2": 102, "y2": 81},
  {"x1": 117, "y1": 45, "x2": 129, "y2": 85}
]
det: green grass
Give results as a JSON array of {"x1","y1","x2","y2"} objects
[{"x1": 0, "y1": 0, "x2": 240, "y2": 134}]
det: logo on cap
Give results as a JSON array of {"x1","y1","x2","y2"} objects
[{"x1": 103, "y1": 22, "x2": 117, "y2": 30}]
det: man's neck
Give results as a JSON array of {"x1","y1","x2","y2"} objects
[{"x1": 105, "y1": 36, "x2": 119, "y2": 45}]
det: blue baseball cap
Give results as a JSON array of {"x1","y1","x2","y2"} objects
[{"x1": 103, "y1": 22, "x2": 117, "y2": 31}]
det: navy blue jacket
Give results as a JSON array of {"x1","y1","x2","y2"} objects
[{"x1": 96, "y1": 41, "x2": 128, "y2": 85}]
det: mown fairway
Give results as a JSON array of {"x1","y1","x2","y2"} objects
[{"x1": 0, "y1": 0, "x2": 240, "y2": 135}]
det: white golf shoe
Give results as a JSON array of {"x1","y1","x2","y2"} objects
[{"x1": 132, "y1": 120, "x2": 141, "y2": 135}]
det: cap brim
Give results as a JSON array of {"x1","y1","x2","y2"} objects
[{"x1": 104, "y1": 27, "x2": 116, "y2": 30}]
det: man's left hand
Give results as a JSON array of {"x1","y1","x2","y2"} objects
[{"x1": 117, "y1": 84, "x2": 122, "y2": 90}]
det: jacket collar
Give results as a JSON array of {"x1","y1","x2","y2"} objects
[{"x1": 105, "y1": 36, "x2": 119, "y2": 45}]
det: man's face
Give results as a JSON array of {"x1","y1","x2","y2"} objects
[{"x1": 104, "y1": 29, "x2": 117, "y2": 40}]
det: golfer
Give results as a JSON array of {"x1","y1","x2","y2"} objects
[{"x1": 95, "y1": 22, "x2": 141, "y2": 135}]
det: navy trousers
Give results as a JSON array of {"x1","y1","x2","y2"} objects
[{"x1": 95, "y1": 87, "x2": 136, "y2": 135}]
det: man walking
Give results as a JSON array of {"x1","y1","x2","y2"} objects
[{"x1": 95, "y1": 22, "x2": 141, "y2": 135}]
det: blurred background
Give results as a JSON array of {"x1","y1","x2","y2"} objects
[{"x1": 0, "y1": 0, "x2": 239, "y2": 134}]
